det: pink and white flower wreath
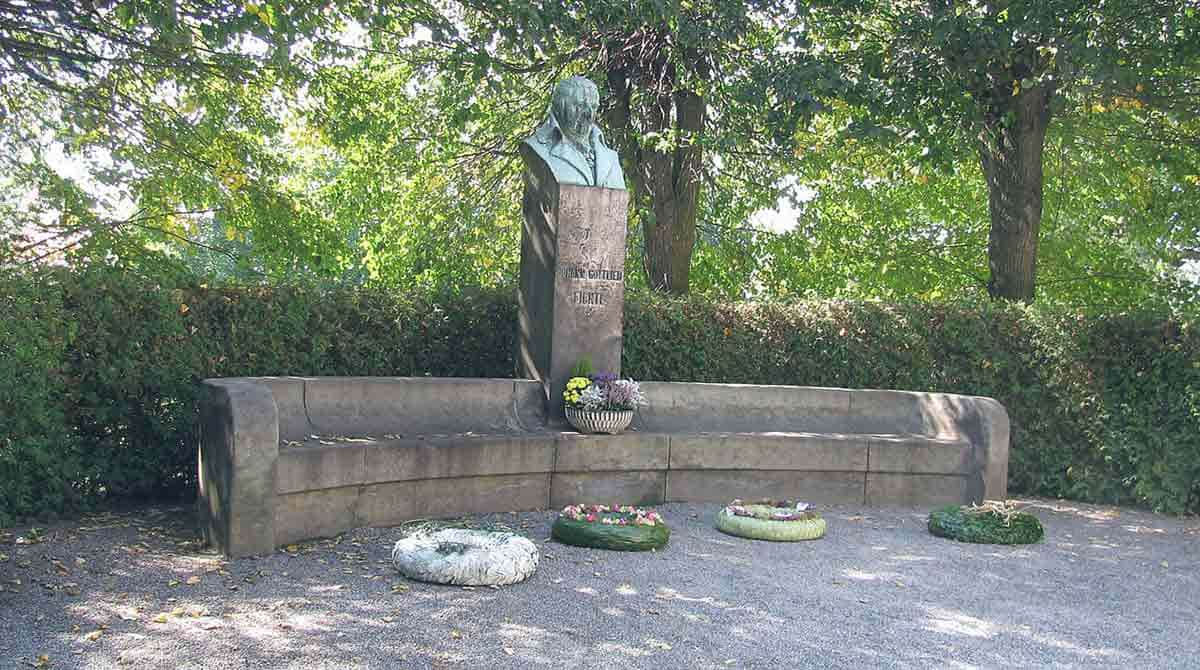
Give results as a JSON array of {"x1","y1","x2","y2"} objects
[{"x1": 560, "y1": 504, "x2": 664, "y2": 527}]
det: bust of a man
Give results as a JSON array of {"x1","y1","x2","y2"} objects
[{"x1": 520, "y1": 76, "x2": 626, "y2": 190}]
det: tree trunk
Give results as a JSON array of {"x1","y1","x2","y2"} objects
[
  {"x1": 639, "y1": 89, "x2": 703, "y2": 294},
  {"x1": 604, "y1": 69, "x2": 704, "y2": 295},
  {"x1": 978, "y1": 85, "x2": 1053, "y2": 303}
]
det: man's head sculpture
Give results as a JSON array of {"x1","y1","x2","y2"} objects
[
  {"x1": 520, "y1": 75, "x2": 626, "y2": 190},
  {"x1": 551, "y1": 76, "x2": 600, "y2": 148}
]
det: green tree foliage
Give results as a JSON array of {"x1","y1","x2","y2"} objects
[
  {"x1": 808, "y1": 0, "x2": 1200, "y2": 302},
  {"x1": 322, "y1": 0, "x2": 835, "y2": 293},
  {"x1": 748, "y1": 100, "x2": 1200, "y2": 311},
  {"x1": 0, "y1": 1, "x2": 362, "y2": 277}
]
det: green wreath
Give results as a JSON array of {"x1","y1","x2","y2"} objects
[
  {"x1": 551, "y1": 505, "x2": 670, "y2": 551},
  {"x1": 715, "y1": 500, "x2": 826, "y2": 541},
  {"x1": 928, "y1": 502, "x2": 1044, "y2": 545}
]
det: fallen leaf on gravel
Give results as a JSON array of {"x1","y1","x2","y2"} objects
[
  {"x1": 151, "y1": 613, "x2": 170, "y2": 624},
  {"x1": 450, "y1": 630, "x2": 462, "y2": 639},
  {"x1": 168, "y1": 580, "x2": 180, "y2": 587},
  {"x1": 186, "y1": 576, "x2": 201, "y2": 585},
  {"x1": 1161, "y1": 561, "x2": 1169, "y2": 568},
  {"x1": 0, "y1": 553, "x2": 7, "y2": 562},
  {"x1": 170, "y1": 607, "x2": 186, "y2": 617},
  {"x1": 503, "y1": 647, "x2": 515, "y2": 655},
  {"x1": 832, "y1": 580, "x2": 846, "y2": 586},
  {"x1": 382, "y1": 617, "x2": 394, "y2": 623},
  {"x1": 84, "y1": 630, "x2": 103, "y2": 642},
  {"x1": 391, "y1": 583, "x2": 410, "y2": 593},
  {"x1": 645, "y1": 639, "x2": 672, "y2": 651},
  {"x1": 27, "y1": 654, "x2": 52, "y2": 668},
  {"x1": 117, "y1": 609, "x2": 138, "y2": 621},
  {"x1": 846, "y1": 516, "x2": 864, "y2": 522}
]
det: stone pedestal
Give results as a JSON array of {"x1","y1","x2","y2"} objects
[{"x1": 518, "y1": 160, "x2": 628, "y2": 421}]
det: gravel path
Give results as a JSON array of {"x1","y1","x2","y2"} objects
[{"x1": 1, "y1": 499, "x2": 1196, "y2": 669}]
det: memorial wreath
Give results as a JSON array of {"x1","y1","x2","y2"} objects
[
  {"x1": 715, "y1": 499, "x2": 827, "y2": 541},
  {"x1": 551, "y1": 504, "x2": 670, "y2": 551}
]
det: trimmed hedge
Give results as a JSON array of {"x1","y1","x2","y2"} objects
[{"x1": 1, "y1": 264, "x2": 1198, "y2": 524}]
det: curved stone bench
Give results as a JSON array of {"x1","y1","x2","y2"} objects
[{"x1": 198, "y1": 377, "x2": 1007, "y2": 557}]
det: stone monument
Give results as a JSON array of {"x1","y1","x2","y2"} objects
[{"x1": 518, "y1": 76, "x2": 629, "y2": 420}]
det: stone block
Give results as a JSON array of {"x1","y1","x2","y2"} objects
[
  {"x1": 550, "y1": 471, "x2": 666, "y2": 508},
  {"x1": 275, "y1": 487, "x2": 361, "y2": 546},
  {"x1": 252, "y1": 376, "x2": 310, "y2": 442},
  {"x1": 846, "y1": 389, "x2": 927, "y2": 434},
  {"x1": 867, "y1": 436, "x2": 971, "y2": 475},
  {"x1": 636, "y1": 382, "x2": 852, "y2": 433},
  {"x1": 199, "y1": 380, "x2": 279, "y2": 558},
  {"x1": 972, "y1": 396, "x2": 1010, "y2": 503},
  {"x1": 865, "y1": 473, "x2": 969, "y2": 506},
  {"x1": 303, "y1": 377, "x2": 530, "y2": 436},
  {"x1": 358, "y1": 474, "x2": 551, "y2": 528},
  {"x1": 666, "y1": 470, "x2": 865, "y2": 505},
  {"x1": 669, "y1": 432, "x2": 868, "y2": 471},
  {"x1": 276, "y1": 443, "x2": 366, "y2": 494},
  {"x1": 554, "y1": 433, "x2": 669, "y2": 472},
  {"x1": 361, "y1": 436, "x2": 556, "y2": 485}
]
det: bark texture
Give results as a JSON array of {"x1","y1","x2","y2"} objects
[
  {"x1": 605, "y1": 66, "x2": 706, "y2": 295},
  {"x1": 978, "y1": 85, "x2": 1054, "y2": 303}
]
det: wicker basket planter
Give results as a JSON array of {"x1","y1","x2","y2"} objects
[{"x1": 565, "y1": 407, "x2": 634, "y2": 434}]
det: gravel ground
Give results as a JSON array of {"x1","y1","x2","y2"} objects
[{"x1": 1, "y1": 499, "x2": 1197, "y2": 670}]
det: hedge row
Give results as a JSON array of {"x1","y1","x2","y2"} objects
[{"x1": 1, "y1": 263, "x2": 1197, "y2": 524}]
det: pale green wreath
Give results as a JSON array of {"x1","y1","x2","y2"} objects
[{"x1": 715, "y1": 501, "x2": 826, "y2": 541}]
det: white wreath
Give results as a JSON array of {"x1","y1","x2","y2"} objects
[{"x1": 391, "y1": 529, "x2": 540, "y2": 586}]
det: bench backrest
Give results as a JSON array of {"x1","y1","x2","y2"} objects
[
  {"x1": 634, "y1": 382, "x2": 989, "y2": 439},
  {"x1": 228, "y1": 377, "x2": 547, "y2": 441}
]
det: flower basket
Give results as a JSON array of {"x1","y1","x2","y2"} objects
[{"x1": 565, "y1": 407, "x2": 634, "y2": 435}]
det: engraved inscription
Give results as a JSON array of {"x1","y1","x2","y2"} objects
[{"x1": 555, "y1": 189, "x2": 628, "y2": 319}]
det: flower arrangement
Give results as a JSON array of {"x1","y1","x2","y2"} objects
[
  {"x1": 563, "y1": 373, "x2": 646, "y2": 411},
  {"x1": 560, "y1": 504, "x2": 664, "y2": 527},
  {"x1": 928, "y1": 500, "x2": 1044, "y2": 544},
  {"x1": 724, "y1": 499, "x2": 818, "y2": 522},
  {"x1": 716, "y1": 499, "x2": 826, "y2": 541}
]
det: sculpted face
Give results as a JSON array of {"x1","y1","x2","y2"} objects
[
  {"x1": 552, "y1": 78, "x2": 599, "y2": 146},
  {"x1": 560, "y1": 93, "x2": 594, "y2": 144}
]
